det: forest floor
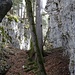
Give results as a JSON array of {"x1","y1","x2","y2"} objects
[{"x1": 2, "y1": 46, "x2": 70, "y2": 75}]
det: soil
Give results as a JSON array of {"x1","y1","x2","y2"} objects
[{"x1": 4, "y1": 46, "x2": 70, "y2": 75}]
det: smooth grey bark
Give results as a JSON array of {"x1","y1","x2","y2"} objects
[
  {"x1": 25, "y1": 0, "x2": 47, "y2": 75},
  {"x1": 36, "y1": 0, "x2": 43, "y2": 55}
]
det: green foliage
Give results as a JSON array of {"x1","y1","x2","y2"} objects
[
  {"x1": 6, "y1": 14, "x2": 19, "y2": 22},
  {"x1": 24, "y1": 24, "x2": 30, "y2": 29}
]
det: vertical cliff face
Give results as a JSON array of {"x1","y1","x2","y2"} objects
[
  {"x1": 45, "y1": 0, "x2": 75, "y2": 75},
  {"x1": 0, "y1": 19, "x2": 31, "y2": 50},
  {"x1": 0, "y1": 0, "x2": 31, "y2": 50}
]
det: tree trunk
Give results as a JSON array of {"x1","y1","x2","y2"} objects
[
  {"x1": 36, "y1": 0, "x2": 44, "y2": 56},
  {"x1": 25, "y1": 0, "x2": 47, "y2": 75}
]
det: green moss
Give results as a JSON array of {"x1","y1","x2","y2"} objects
[
  {"x1": 0, "y1": 26, "x2": 12, "y2": 43},
  {"x1": 25, "y1": 0, "x2": 47, "y2": 74},
  {"x1": 24, "y1": 24, "x2": 30, "y2": 29},
  {"x1": 6, "y1": 14, "x2": 19, "y2": 22}
]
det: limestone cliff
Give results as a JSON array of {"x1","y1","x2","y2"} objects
[{"x1": 45, "y1": 0, "x2": 75, "y2": 75}]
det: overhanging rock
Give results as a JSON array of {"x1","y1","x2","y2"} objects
[{"x1": 0, "y1": 0, "x2": 12, "y2": 22}]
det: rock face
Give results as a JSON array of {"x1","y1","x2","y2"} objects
[
  {"x1": 0, "y1": 0, "x2": 12, "y2": 22},
  {"x1": 45, "y1": 0, "x2": 75, "y2": 75},
  {"x1": 0, "y1": 20, "x2": 31, "y2": 50},
  {"x1": 0, "y1": 0, "x2": 31, "y2": 50}
]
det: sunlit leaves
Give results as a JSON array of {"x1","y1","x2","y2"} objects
[{"x1": 5, "y1": 14, "x2": 19, "y2": 22}]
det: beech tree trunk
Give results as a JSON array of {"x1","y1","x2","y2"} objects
[
  {"x1": 25, "y1": 0, "x2": 47, "y2": 75},
  {"x1": 36, "y1": 0, "x2": 43, "y2": 54},
  {"x1": 36, "y1": 0, "x2": 43, "y2": 55}
]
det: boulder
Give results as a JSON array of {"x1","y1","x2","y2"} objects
[{"x1": 0, "y1": 0, "x2": 12, "y2": 22}]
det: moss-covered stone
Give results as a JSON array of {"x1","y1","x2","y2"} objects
[{"x1": 0, "y1": 46, "x2": 11, "y2": 75}]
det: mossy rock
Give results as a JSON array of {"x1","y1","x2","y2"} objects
[{"x1": 0, "y1": 48, "x2": 11, "y2": 75}]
